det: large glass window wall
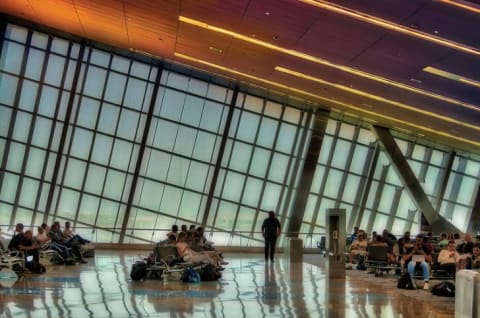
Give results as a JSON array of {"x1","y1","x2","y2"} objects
[{"x1": 1, "y1": 21, "x2": 479, "y2": 247}]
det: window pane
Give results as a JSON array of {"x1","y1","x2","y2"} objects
[
  {"x1": 331, "y1": 139, "x2": 351, "y2": 170},
  {"x1": 230, "y1": 142, "x2": 252, "y2": 173},
  {"x1": 25, "y1": 48, "x2": 45, "y2": 81},
  {"x1": 64, "y1": 159, "x2": 86, "y2": 190},
  {"x1": 243, "y1": 177, "x2": 262, "y2": 207},
  {"x1": 84, "y1": 66, "x2": 107, "y2": 98},
  {"x1": 174, "y1": 126, "x2": 196, "y2": 157},
  {"x1": 77, "y1": 98, "x2": 100, "y2": 129},
  {"x1": 103, "y1": 170, "x2": 126, "y2": 200},
  {"x1": 98, "y1": 103, "x2": 120, "y2": 135},
  {"x1": 70, "y1": 128, "x2": 93, "y2": 160},
  {"x1": 236, "y1": 112, "x2": 259, "y2": 143},
  {"x1": 0, "y1": 41, "x2": 24, "y2": 74},
  {"x1": 91, "y1": 134, "x2": 113, "y2": 165},
  {"x1": 84, "y1": 164, "x2": 106, "y2": 194},
  {"x1": 44, "y1": 55, "x2": 66, "y2": 87},
  {"x1": 32, "y1": 117, "x2": 52, "y2": 148},
  {"x1": 19, "y1": 178, "x2": 39, "y2": 208},
  {"x1": 268, "y1": 153, "x2": 288, "y2": 183},
  {"x1": 105, "y1": 72, "x2": 127, "y2": 105},
  {"x1": 0, "y1": 74, "x2": 18, "y2": 106},
  {"x1": 276, "y1": 122, "x2": 296, "y2": 154},
  {"x1": 57, "y1": 189, "x2": 79, "y2": 220},
  {"x1": 222, "y1": 171, "x2": 245, "y2": 202},
  {"x1": 25, "y1": 148, "x2": 46, "y2": 178}
]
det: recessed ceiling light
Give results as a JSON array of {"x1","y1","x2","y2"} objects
[
  {"x1": 423, "y1": 66, "x2": 480, "y2": 88},
  {"x1": 209, "y1": 46, "x2": 223, "y2": 54},
  {"x1": 275, "y1": 66, "x2": 480, "y2": 132},
  {"x1": 439, "y1": 0, "x2": 480, "y2": 14},
  {"x1": 298, "y1": 0, "x2": 480, "y2": 56},
  {"x1": 409, "y1": 78, "x2": 423, "y2": 84},
  {"x1": 265, "y1": 11, "x2": 270, "y2": 16},
  {"x1": 178, "y1": 16, "x2": 480, "y2": 113},
  {"x1": 173, "y1": 52, "x2": 480, "y2": 147}
]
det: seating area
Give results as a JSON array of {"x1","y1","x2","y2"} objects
[
  {"x1": 344, "y1": 228, "x2": 480, "y2": 291},
  {"x1": 131, "y1": 225, "x2": 228, "y2": 283}
]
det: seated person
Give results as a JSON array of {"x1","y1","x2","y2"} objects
[
  {"x1": 350, "y1": 226, "x2": 360, "y2": 242},
  {"x1": 346, "y1": 232, "x2": 368, "y2": 269},
  {"x1": 404, "y1": 234, "x2": 432, "y2": 290},
  {"x1": 166, "y1": 225, "x2": 179, "y2": 240},
  {"x1": 35, "y1": 226, "x2": 73, "y2": 260},
  {"x1": 16, "y1": 229, "x2": 40, "y2": 264},
  {"x1": 63, "y1": 221, "x2": 90, "y2": 244},
  {"x1": 370, "y1": 235, "x2": 397, "y2": 264},
  {"x1": 437, "y1": 240, "x2": 460, "y2": 275},
  {"x1": 438, "y1": 232, "x2": 449, "y2": 249},
  {"x1": 471, "y1": 245, "x2": 480, "y2": 269},
  {"x1": 49, "y1": 223, "x2": 87, "y2": 264},
  {"x1": 157, "y1": 234, "x2": 177, "y2": 246},
  {"x1": 8, "y1": 223, "x2": 26, "y2": 251},
  {"x1": 176, "y1": 232, "x2": 218, "y2": 268}
]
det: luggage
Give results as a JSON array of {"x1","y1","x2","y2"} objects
[
  {"x1": 25, "y1": 261, "x2": 46, "y2": 274},
  {"x1": 181, "y1": 267, "x2": 201, "y2": 283},
  {"x1": 200, "y1": 264, "x2": 220, "y2": 281},
  {"x1": 430, "y1": 281, "x2": 455, "y2": 297},
  {"x1": 130, "y1": 261, "x2": 148, "y2": 281},
  {"x1": 397, "y1": 272, "x2": 415, "y2": 289}
]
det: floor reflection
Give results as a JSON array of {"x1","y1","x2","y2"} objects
[{"x1": 0, "y1": 251, "x2": 454, "y2": 317}]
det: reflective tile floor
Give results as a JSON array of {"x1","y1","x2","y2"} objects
[{"x1": 0, "y1": 251, "x2": 454, "y2": 318}]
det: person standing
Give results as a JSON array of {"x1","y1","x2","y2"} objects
[{"x1": 262, "y1": 211, "x2": 281, "y2": 262}]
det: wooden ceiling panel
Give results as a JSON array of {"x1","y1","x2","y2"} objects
[
  {"x1": 0, "y1": 0, "x2": 479, "y2": 151},
  {"x1": 181, "y1": 0, "x2": 248, "y2": 29},
  {"x1": 296, "y1": 12, "x2": 386, "y2": 64},
  {"x1": 327, "y1": 0, "x2": 431, "y2": 23},
  {"x1": 404, "y1": 2, "x2": 480, "y2": 49},
  {"x1": 237, "y1": 0, "x2": 321, "y2": 47}
]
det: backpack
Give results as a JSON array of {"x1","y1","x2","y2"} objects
[
  {"x1": 431, "y1": 281, "x2": 455, "y2": 297},
  {"x1": 182, "y1": 267, "x2": 201, "y2": 283},
  {"x1": 356, "y1": 256, "x2": 367, "y2": 270},
  {"x1": 397, "y1": 272, "x2": 415, "y2": 289},
  {"x1": 130, "y1": 261, "x2": 148, "y2": 281},
  {"x1": 25, "y1": 260, "x2": 46, "y2": 274},
  {"x1": 200, "y1": 264, "x2": 220, "y2": 281}
]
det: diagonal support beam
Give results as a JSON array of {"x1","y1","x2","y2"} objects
[
  {"x1": 371, "y1": 126, "x2": 461, "y2": 233},
  {"x1": 286, "y1": 109, "x2": 330, "y2": 237}
]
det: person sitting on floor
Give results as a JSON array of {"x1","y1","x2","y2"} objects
[
  {"x1": 347, "y1": 232, "x2": 368, "y2": 269},
  {"x1": 404, "y1": 234, "x2": 432, "y2": 290},
  {"x1": 437, "y1": 240, "x2": 459, "y2": 276}
]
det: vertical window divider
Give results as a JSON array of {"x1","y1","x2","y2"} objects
[{"x1": 119, "y1": 62, "x2": 164, "y2": 243}]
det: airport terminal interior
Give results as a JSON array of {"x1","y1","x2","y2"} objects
[{"x1": 0, "y1": 0, "x2": 480, "y2": 317}]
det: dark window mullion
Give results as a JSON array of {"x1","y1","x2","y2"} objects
[
  {"x1": 366, "y1": 164, "x2": 389, "y2": 234},
  {"x1": 5, "y1": 31, "x2": 32, "y2": 226},
  {"x1": 43, "y1": 42, "x2": 87, "y2": 224},
  {"x1": 72, "y1": 52, "x2": 114, "y2": 226}
]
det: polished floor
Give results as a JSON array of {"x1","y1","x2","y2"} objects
[{"x1": 0, "y1": 250, "x2": 454, "y2": 318}]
